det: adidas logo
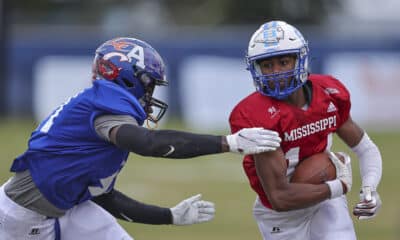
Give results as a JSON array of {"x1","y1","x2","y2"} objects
[{"x1": 327, "y1": 102, "x2": 337, "y2": 113}]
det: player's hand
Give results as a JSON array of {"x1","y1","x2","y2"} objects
[
  {"x1": 170, "y1": 194, "x2": 215, "y2": 225},
  {"x1": 226, "y1": 128, "x2": 281, "y2": 155},
  {"x1": 328, "y1": 152, "x2": 352, "y2": 194},
  {"x1": 353, "y1": 186, "x2": 382, "y2": 220}
]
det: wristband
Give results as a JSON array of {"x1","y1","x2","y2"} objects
[
  {"x1": 326, "y1": 179, "x2": 343, "y2": 199},
  {"x1": 226, "y1": 134, "x2": 239, "y2": 153}
]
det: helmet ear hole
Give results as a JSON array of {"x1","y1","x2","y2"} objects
[{"x1": 138, "y1": 72, "x2": 154, "y2": 87}]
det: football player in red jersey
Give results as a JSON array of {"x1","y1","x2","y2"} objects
[{"x1": 229, "y1": 21, "x2": 382, "y2": 240}]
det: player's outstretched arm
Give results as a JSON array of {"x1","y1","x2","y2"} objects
[
  {"x1": 109, "y1": 124, "x2": 281, "y2": 158},
  {"x1": 92, "y1": 189, "x2": 215, "y2": 225},
  {"x1": 226, "y1": 127, "x2": 281, "y2": 154},
  {"x1": 92, "y1": 189, "x2": 171, "y2": 224}
]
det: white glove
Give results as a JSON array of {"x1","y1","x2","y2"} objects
[
  {"x1": 170, "y1": 194, "x2": 215, "y2": 225},
  {"x1": 326, "y1": 152, "x2": 352, "y2": 198},
  {"x1": 226, "y1": 128, "x2": 281, "y2": 155},
  {"x1": 353, "y1": 186, "x2": 382, "y2": 220}
]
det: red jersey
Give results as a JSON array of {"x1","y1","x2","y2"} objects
[{"x1": 229, "y1": 74, "x2": 351, "y2": 209}]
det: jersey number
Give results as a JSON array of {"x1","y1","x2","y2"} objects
[
  {"x1": 39, "y1": 92, "x2": 81, "y2": 133},
  {"x1": 40, "y1": 97, "x2": 73, "y2": 133},
  {"x1": 285, "y1": 147, "x2": 300, "y2": 176},
  {"x1": 88, "y1": 160, "x2": 126, "y2": 197},
  {"x1": 88, "y1": 172, "x2": 118, "y2": 196},
  {"x1": 285, "y1": 134, "x2": 332, "y2": 176}
]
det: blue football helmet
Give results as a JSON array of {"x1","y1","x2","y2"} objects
[
  {"x1": 93, "y1": 37, "x2": 168, "y2": 123},
  {"x1": 246, "y1": 21, "x2": 310, "y2": 99}
]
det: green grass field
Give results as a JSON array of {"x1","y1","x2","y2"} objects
[{"x1": 0, "y1": 118, "x2": 398, "y2": 240}]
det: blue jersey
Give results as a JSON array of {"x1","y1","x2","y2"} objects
[{"x1": 10, "y1": 80, "x2": 147, "y2": 210}]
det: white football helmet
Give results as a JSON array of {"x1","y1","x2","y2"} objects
[{"x1": 246, "y1": 21, "x2": 310, "y2": 99}]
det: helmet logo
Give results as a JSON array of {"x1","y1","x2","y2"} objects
[
  {"x1": 107, "y1": 39, "x2": 136, "y2": 51},
  {"x1": 102, "y1": 46, "x2": 145, "y2": 69},
  {"x1": 103, "y1": 52, "x2": 129, "y2": 62},
  {"x1": 97, "y1": 58, "x2": 119, "y2": 80},
  {"x1": 101, "y1": 39, "x2": 145, "y2": 69},
  {"x1": 255, "y1": 26, "x2": 284, "y2": 45},
  {"x1": 127, "y1": 45, "x2": 145, "y2": 69}
]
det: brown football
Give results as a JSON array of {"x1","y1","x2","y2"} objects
[{"x1": 290, "y1": 152, "x2": 342, "y2": 184}]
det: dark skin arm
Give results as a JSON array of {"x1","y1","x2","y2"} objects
[
  {"x1": 255, "y1": 116, "x2": 364, "y2": 212},
  {"x1": 336, "y1": 116, "x2": 364, "y2": 148},
  {"x1": 254, "y1": 149, "x2": 330, "y2": 212}
]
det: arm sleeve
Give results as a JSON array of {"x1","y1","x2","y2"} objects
[
  {"x1": 115, "y1": 124, "x2": 223, "y2": 158},
  {"x1": 92, "y1": 189, "x2": 172, "y2": 225},
  {"x1": 351, "y1": 133, "x2": 382, "y2": 189}
]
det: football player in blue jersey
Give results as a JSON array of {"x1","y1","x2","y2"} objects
[{"x1": 0, "y1": 37, "x2": 282, "y2": 240}]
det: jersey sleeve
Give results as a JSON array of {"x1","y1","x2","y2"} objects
[
  {"x1": 229, "y1": 106, "x2": 254, "y2": 134},
  {"x1": 91, "y1": 80, "x2": 147, "y2": 126},
  {"x1": 326, "y1": 76, "x2": 352, "y2": 127},
  {"x1": 94, "y1": 115, "x2": 139, "y2": 141},
  {"x1": 229, "y1": 94, "x2": 281, "y2": 135}
]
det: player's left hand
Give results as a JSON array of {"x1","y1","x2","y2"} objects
[
  {"x1": 170, "y1": 194, "x2": 215, "y2": 225},
  {"x1": 328, "y1": 151, "x2": 352, "y2": 194},
  {"x1": 353, "y1": 186, "x2": 382, "y2": 220}
]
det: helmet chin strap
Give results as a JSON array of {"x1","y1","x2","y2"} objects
[{"x1": 139, "y1": 97, "x2": 156, "y2": 130}]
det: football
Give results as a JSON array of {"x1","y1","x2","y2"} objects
[{"x1": 290, "y1": 152, "x2": 343, "y2": 184}]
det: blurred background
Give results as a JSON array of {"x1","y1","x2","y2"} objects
[{"x1": 0, "y1": 0, "x2": 399, "y2": 239}]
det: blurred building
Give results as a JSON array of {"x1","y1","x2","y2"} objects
[{"x1": 2, "y1": 0, "x2": 400, "y2": 130}]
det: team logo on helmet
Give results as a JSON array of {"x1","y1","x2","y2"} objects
[{"x1": 254, "y1": 26, "x2": 284, "y2": 44}]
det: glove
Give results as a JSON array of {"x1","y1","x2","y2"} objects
[
  {"x1": 353, "y1": 186, "x2": 382, "y2": 220},
  {"x1": 170, "y1": 194, "x2": 215, "y2": 225},
  {"x1": 327, "y1": 152, "x2": 352, "y2": 197},
  {"x1": 226, "y1": 128, "x2": 281, "y2": 155}
]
